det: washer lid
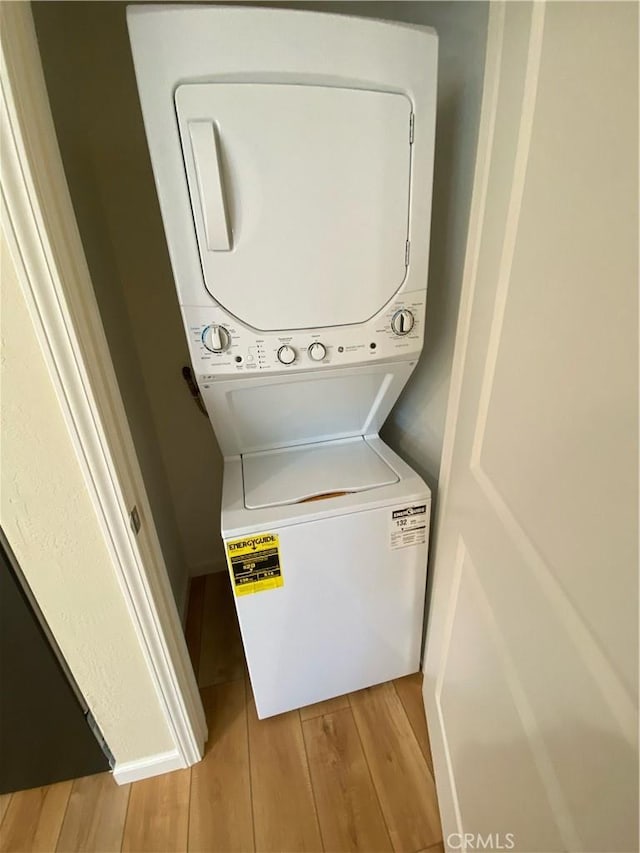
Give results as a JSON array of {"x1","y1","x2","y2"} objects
[
  {"x1": 175, "y1": 83, "x2": 412, "y2": 331},
  {"x1": 242, "y1": 437, "x2": 399, "y2": 509}
]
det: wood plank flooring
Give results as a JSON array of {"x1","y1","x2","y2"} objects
[
  {"x1": 189, "y1": 681, "x2": 253, "y2": 853},
  {"x1": 56, "y1": 774, "x2": 130, "y2": 852},
  {"x1": 198, "y1": 574, "x2": 246, "y2": 688},
  {"x1": 303, "y1": 709, "x2": 392, "y2": 852},
  {"x1": 0, "y1": 572, "x2": 442, "y2": 852},
  {"x1": 0, "y1": 782, "x2": 72, "y2": 852}
]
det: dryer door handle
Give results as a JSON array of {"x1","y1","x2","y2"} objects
[{"x1": 188, "y1": 121, "x2": 232, "y2": 251}]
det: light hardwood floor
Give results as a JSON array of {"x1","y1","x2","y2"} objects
[{"x1": 0, "y1": 572, "x2": 443, "y2": 853}]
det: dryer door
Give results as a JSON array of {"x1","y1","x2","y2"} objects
[{"x1": 175, "y1": 83, "x2": 412, "y2": 331}]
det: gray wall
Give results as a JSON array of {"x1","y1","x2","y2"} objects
[
  {"x1": 33, "y1": 1, "x2": 225, "y2": 594},
  {"x1": 377, "y1": 3, "x2": 489, "y2": 494},
  {"x1": 33, "y1": 1, "x2": 487, "y2": 588}
]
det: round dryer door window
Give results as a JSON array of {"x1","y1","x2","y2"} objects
[{"x1": 175, "y1": 83, "x2": 412, "y2": 331}]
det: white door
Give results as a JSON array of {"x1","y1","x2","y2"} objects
[{"x1": 424, "y1": 3, "x2": 638, "y2": 852}]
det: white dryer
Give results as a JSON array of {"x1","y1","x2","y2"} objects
[{"x1": 128, "y1": 5, "x2": 438, "y2": 717}]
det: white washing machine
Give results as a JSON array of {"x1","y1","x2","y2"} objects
[
  {"x1": 128, "y1": 5, "x2": 438, "y2": 717},
  {"x1": 223, "y1": 436, "x2": 429, "y2": 718}
]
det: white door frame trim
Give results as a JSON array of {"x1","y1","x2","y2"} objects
[
  {"x1": 1, "y1": 3, "x2": 206, "y2": 782},
  {"x1": 420, "y1": 2, "x2": 507, "y2": 838}
]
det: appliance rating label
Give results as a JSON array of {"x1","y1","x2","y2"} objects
[
  {"x1": 390, "y1": 504, "x2": 427, "y2": 550},
  {"x1": 226, "y1": 532, "x2": 283, "y2": 596}
]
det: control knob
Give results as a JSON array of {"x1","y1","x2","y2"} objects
[
  {"x1": 202, "y1": 324, "x2": 231, "y2": 353},
  {"x1": 277, "y1": 345, "x2": 297, "y2": 365},
  {"x1": 391, "y1": 309, "x2": 415, "y2": 336},
  {"x1": 308, "y1": 342, "x2": 327, "y2": 362}
]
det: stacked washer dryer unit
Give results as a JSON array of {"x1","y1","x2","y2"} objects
[{"x1": 128, "y1": 6, "x2": 438, "y2": 719}]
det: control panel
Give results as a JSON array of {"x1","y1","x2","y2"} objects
[{"x1": 182, "y1": 290, "x2": 426, "y2": 380}]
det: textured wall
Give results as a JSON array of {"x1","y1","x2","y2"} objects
[{"x1": 0, "y1": 233, "x2": 175, "y2": 764}]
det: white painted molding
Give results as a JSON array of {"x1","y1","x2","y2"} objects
[
  {"x1": 421, "y1": 1, "x2": 507, "y2": 841},
  {"x1": 428, "y1": 0, "x2": 507, "y2": 548},
  {"x1": 0, "y1": 3, "x2": 206, "y2": 776},
  {"x1": 113, "y1": 749, "x2": 186, "y2": 786}
]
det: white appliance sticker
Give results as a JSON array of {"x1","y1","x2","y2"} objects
[{"x1": 390, "y1": 504, "x2": 427, "y2": 550}]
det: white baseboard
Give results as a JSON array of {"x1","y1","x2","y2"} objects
[{"x1": 113, "y1": 749, "x2": 186, "y2": 785}]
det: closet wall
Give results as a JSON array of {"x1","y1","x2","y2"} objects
[
  {"x1": 32, "y1": 1, "x2": 488, "y2": 605},
  {"x1": 34, "y1": 1, "x2": 224, "y2": 609}
]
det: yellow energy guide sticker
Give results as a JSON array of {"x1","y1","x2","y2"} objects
[{"x1": 225, "y1": 532, "x2": 283, "y2": 596}]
